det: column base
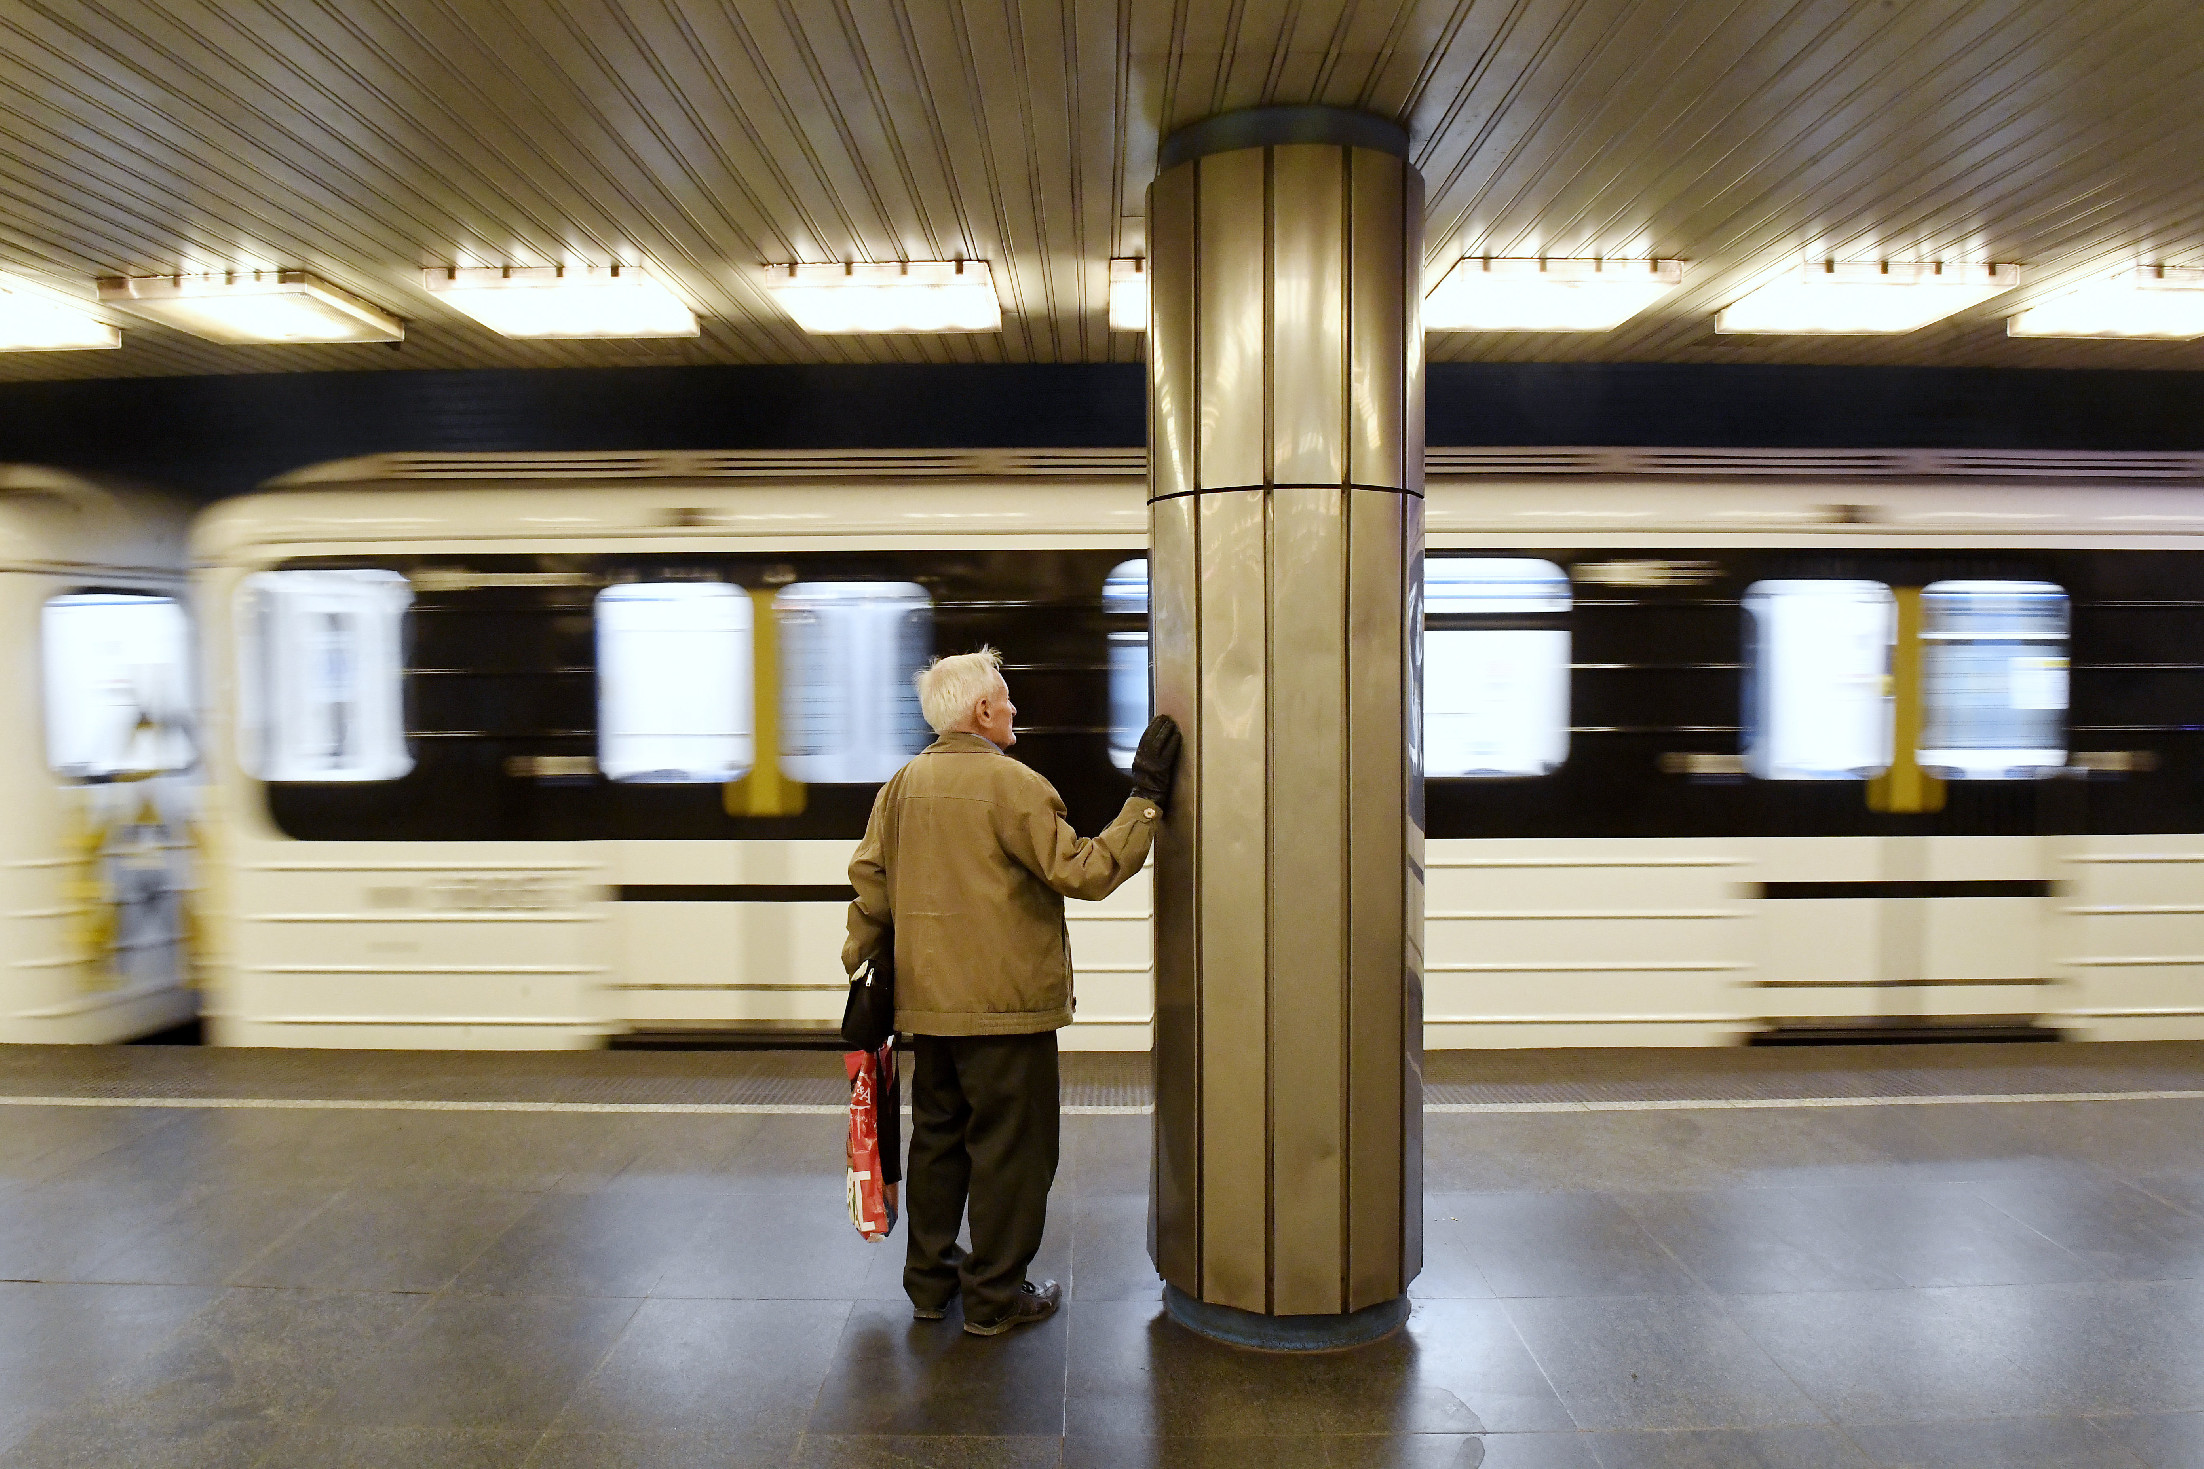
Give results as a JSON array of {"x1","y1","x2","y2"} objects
[{"x1": 1162, "y1": 1284, "x2": 1408, "y2": 1352}]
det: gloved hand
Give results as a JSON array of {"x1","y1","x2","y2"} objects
[{"x1": 1129, "y1": 714, "x2": 1182, "y2": 811}]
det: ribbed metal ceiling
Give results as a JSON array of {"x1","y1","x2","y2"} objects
[{"x1": 0, "y1": 0, "x2": 2199, "y2": 381}]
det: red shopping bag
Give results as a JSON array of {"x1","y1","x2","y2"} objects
[{"x1": 844, "y1": 1040, "x2": 901, "y2": 1241}]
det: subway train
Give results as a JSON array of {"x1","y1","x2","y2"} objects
[
  {"x1": 0, "y1": 468, "x2": 195, "y2": 1043},
  {"x1": 186, "y1": 447, "x2": 2204, "y2": 1050}
]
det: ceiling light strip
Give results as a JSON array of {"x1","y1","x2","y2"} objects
[
  {"x1": 2009, "y1": 266, "x2": 2204, "y2": 340},
  {"x1": 763, "y1": 261, "x2": 1002, "y2": 334},
  {"x1": 425, "y1": 265, "x2": 696, "y2": 340},
  {"x1": 1424, "y1": 257, "x2": 1685, "y2": 332},
  {"x1": 0, "y1": 276, "x2": 118, "y2": 351},
  {"x1": 1717, "y1": 261, "x2": 2021, "y2": 335},
  {"x1": 99, "y1": 271, "x2": 402, "y2": 344}
]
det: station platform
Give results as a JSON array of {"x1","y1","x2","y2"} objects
[{"x1": 1, "y1": 1042, "x2": 2203, "y2": 1467}]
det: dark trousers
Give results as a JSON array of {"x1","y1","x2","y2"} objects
[{"x1": 903, "y1": 1030, "x2": 1060, "y2": 1323}]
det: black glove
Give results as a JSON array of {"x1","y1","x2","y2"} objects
[{"x1": 1129, "y1": 714, "x2": 1182, "y2": 810}]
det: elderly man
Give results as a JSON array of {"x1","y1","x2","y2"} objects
[{"x1": 845, "y1": 646, "x2": 1180, "y2": 1336}]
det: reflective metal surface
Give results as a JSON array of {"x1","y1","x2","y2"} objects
[
  {"x1": 1146, "y1": 107, "x2": 1424, "y2": 1326},
  {"x1": 1194, "y1": 149, "x2": 1266, "y2": 494},
  {"x1": 1268, "y1": 485, "x2": 1348, "y2": 1315},
  {"x1": 1269, "y1": 147, "x2": 1346, "y2": 490},
  {"x1": 1346, "y1": 487, "x2": 1410, "y2": 1312},
  {"x1": 1147, "y1": 491, "x2": 1201, "y2": 1289},
  {"x1": 1349, "y1": 146, "x2": 1407, "y2": 493},
  {"x1": 1147, "y1": 165, "x2": 1197, "y2": 507},
  {"x1": 1194, "y1": 487, "x2": 1271, "y2": 1313}
]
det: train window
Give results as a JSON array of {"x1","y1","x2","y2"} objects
[
  {"x1": 1424, "y1": 558, "x2": 1571, "y2": 778},
  {"x1": 1104, "y1": 559, "x2": 1149, "y2": 771},
  {"x1": 596, "y1": 583, "x2": 753, "y2": 783},
  {"x1": 235, "y1": 569, "x2": 413, "y2": 782},
  {"x1": 1918, "y1": 580, "x2": 2069, "y2": 779},
  {"x1": 775, "y1": 582, "x2": 932, "y2": 783},
  {"x1": 42, "y1": 593, "x2": 194, "y2": 779},
  {"x1": 1741, "y1": 580, "x2": 1894, "y2": 780}
]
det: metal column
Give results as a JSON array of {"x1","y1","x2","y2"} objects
[{"x1": 1146, "y1": 106, "x2": 1425, "y2": 1349}]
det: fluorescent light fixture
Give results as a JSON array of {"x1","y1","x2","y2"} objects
[
  {"x1": 1109, "y1": 259, "x2": 1149, "y2": 332},
  {"x1": 763, "y1": 261, "x2": 1001, "y2": 333},
  {"x1": 2008, "y1": 267, "x2": 2204, "y2": 339},
  {"x1": 99, "y1": 271, "x2": 402, "y2": 344},
  {"x1": 1424, "y1": 257, "x2": 1683, "y2": 331},
  {"x1": 424, "y1": 265, "x2": 696, "y2": 339},
  {"x1": 0, "y1": 277, "x2": 118, "y2": 351},
  {"x1": 1718, "y1": 261, "x2": 2020, "y2": 334}
]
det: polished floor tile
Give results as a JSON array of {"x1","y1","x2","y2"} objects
[
  {"x1": 1844, "y1": 1415, "x2": 2148, "y2": 1468},
  {"x1": 0, "y1": 1178, "x2": 200, "y2": 1283},
  {"x1": 652, "y1": 1191, "x2": 906, "y2": 1301},
  {"x1": 0, "y1": 1281, "x2": 217, "y2": 1427},
  {"x1": 1061, "y1": 1117, "x2": 1152, "y2": 1197},
  {"x1": 314, "y1": 1293, "x2": 639, "y2": 1431},
  {"x1": 1623, "y1": 1181, "x2": 2102, "y2": 1292},
  {"x1": 233, "y1": 1183, "x2": 540, "y2": 1293},
  {"x1": 1063, "y1": 1297, "x2": 1557, "y2": 1439},
  {"x1": 1428, "y1": 1193, "x2": 1704, "y2": 1299},
  {"x1": 1580, "y1": 1427, "x2": 1874, "y2": 1468},
  {"x1": 1066, "y1": 1193, "x2": 1158, "y2": 1302},
  {"x1": 1501, "y1": 1295, "x2": 1827, "y2": 1431},
  {"x1": 1953, "y1": 1279, "x2": 2204, "y2": 1416},
  {"x1": 2095, "y1": 1411, "x2": 2204, "y2": 1469},
  {"x1": 0, "y1": 1414, "x2": 278, "y2": 1469},
  {"x1": 1723, "y1": 1287, "x2": 2059, "y2": 1424},
  {"x1": 74, "y1": 1182, "x2": 334, "y2": 1287},
  {"x1": 795, "y1": 1434, "x2": 1067, "y2": 1468},
  {"x1": 1464, "y1": 1436, "x2": 1604, "y2": 1469},
  {"x1": 549, "y1": 1296, "x2": 850, "y2": 1439},
  {"x1": 1398, "y1": 1300, "x2": 1578, "y2": 1434},
  {"x1": 1063, "y1": 1433, "x2": 1331, "y2": 1467},
  {"x1": 529, "y1": 1427, "x2": 797, "y2": 1467},
  {"x1": 251, "y1": 1424, "x2": 545, "y2": 1469},
  {"x1": 1276, "y1": 1437, "x2": 1599, "y2": 1469},
  {"x1": 1966, "y1": 1174, "x2": 2204, "y2": 1281},
  {"x1": 808, "y1": 1299, "x2": 1069, "y2": 1436},
  {"x1": 63, "y1": 1285, "x2": 426, "y2": 1434},
  {"x1": 447, "y1": 1188, "x2": 721, "y2": 1299}
]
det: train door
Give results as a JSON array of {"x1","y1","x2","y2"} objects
[
  {"x1": 1746, "y1": 577, "x2": 2067, "y2": 1037},
  {"x1": 23, "y1": 586, "x2": 200, "y2": 1040},
  {"x1": 598, "y1": 577, "x2": 931, "y2": 1037}
]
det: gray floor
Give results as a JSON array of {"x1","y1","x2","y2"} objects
[{"x1": 4, "y1": 1046, "x2": 2204, "y2": 1465}]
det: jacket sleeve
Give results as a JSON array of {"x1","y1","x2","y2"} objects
[
  {"x1": 843, "y1": 786, "x2": 892, "y2": 975},
  {"x1": 994, "y1": 779, "x2": 1161, "y2": 901}
]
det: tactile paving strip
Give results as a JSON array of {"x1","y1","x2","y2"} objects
[
  {"x1": 3, "y1": 1042, "x2": 2203, "y2": 1112},
  {"x1": 0, "y1": 1044, "x2": 1157, "y2": 1110}
]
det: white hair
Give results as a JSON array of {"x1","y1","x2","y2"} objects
[{"x1": 916, "y1": 646, "x2": 1005, "y2": 735}]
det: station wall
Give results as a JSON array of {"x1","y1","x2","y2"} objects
[{"x1": 5, "y1": 361, "x2": 2204, "y2": 501}]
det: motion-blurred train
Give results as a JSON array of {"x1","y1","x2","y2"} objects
[
  {"x1": 175, "y1": 446, "x2": 2204, "y2": 1050},
  {"x1": 0, "y1": 469, "x2": 194, "y2": 1043}
]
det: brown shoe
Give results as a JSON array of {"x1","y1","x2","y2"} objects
[{"x1": 962, "y1": 1279, "x2": 1061, "y2": 1337}]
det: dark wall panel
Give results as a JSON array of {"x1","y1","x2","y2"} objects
[
  {"x1": 4, "y1": 361, "x2": 2204, "y2": 502},
  {"x1": 1423, "y1": 363, "x2": 2204, "y2": 451}
]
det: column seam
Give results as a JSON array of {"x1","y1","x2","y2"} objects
[
  {"x1": 1188, "y1": 154, "x2": 1205, "y2": 1302},
  {"x1": 1336, "y1": 142, "x2": 1355, "y2": 1317},
  {"x1": 1260, "y1": 139, "x2": 1278, "y2": 1319}
]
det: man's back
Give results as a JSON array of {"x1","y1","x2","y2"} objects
[{"x1": 845, "y1": 731, "x2": 1158, "y2": 1035}]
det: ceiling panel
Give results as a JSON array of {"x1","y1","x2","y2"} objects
[{"x1": 0, "y1": 0, "x2": 2199, "y2": 382}]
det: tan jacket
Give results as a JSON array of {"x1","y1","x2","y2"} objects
[{"x1": 843, "y1": 732, "x2": 1160, "y2": 1035}]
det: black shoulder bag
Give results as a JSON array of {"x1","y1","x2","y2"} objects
[{"x1": 841, "y1": 929, "x2": 896, "y2": 1051}]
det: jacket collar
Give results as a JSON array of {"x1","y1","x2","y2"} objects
[{"x1": 924, "y1": 731, "x2": 1004, "y2": 756}]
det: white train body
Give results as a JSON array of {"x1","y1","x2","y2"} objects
[
  {"x1": 0, "y1": 468, "x2": 195, "y2": 1044},
  {"x1": 189, "y1": 449, "x2": 2204, "y2": 1049}
]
